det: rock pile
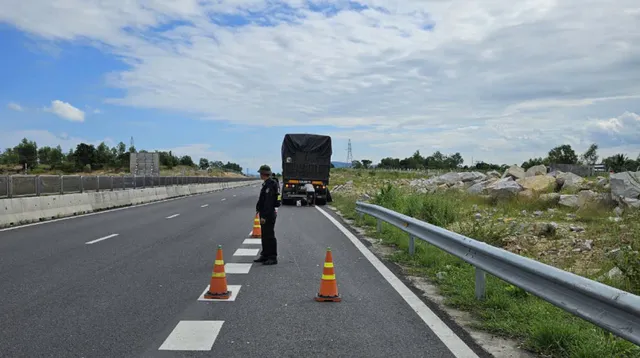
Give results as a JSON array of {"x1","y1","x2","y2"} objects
[{"x1": 408, "y1": 165, "x2": 640, "y2": 210}]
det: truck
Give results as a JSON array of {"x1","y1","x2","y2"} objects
[{"x1": 281, "y1": 133, "x2": 332, "y2": 206}]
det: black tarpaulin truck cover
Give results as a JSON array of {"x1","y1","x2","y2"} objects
[{"x1": 281, "y1": 134, "x2": 332, "y2": 181}]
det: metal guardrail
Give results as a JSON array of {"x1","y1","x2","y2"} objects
[
  {"x1": 355, "y1": 201, "x2": 640, "y2": 345},
  {"x1": 0, "y1": 175, "x2": 256, "y2": 199}
]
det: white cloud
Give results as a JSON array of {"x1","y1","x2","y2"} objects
[
  {"x1": 45, "y1": 100, "x2": 85, "y2": 122},
  {"x1": 7, "y1": 102, "x2": 24, "y2": 111},
  {"x1": 93, "y1": 109, "x2": 102, "y2": 114},
  {"x1": 1, "y1": 0, "x2": 640, "y2": 164}
]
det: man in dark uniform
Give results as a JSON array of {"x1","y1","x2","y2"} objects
[{"x1": 254, "y1": 165, "x2": 279, "y2": 265}]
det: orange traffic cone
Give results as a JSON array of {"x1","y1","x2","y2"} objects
[
  {"x1": 204, "y1": 245, "x2": 231, "y2": 299},
  {"x1": 250, "y1": 214, "x2": 262, "y2": 238},
  {"x1": 315, "y1": 247, "x2": 341, "y2": 302}
]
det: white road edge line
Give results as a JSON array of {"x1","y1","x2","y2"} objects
[
  {"x1": 158, "y1": 321, "x2": 224, "y2": 351},
  {"x1": 0, "y1": 185, "x2": 252, "y2": 232},
  {"x1": 315, "y1": 206, "x2": 479, "y2": 358},
  {"x1": 201, "y1": 204, "x2": 209, "y2": 208},
  {"x1": 166, "y1": 214, "x2": 180, "y2": 219},
  {"x1": 86, "y1": 233, "x2": 119, "y2": 245}
]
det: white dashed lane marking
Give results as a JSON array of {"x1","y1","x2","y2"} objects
[
  {"x1": 166, "y1": 214, "x2": 180, "y2": 219},
  {"x1": 158, "y1": 321, "x2": 224, "y2": 351},
  {"x1": 85, "y1": 233, "x2": 119, "y2": 245},
  {"x1": 197, "y1": 285, "x2": 242, "y2": 302},
  {"x1": 233, "y1": 248, "x2": 260, "y2": 256},
  {"x1": 201, "y1": 204, "x2": 209, "y2": 208},
  {"x1": 224, "y1": 263, "x2": 252, "y2": 274},
  {"x1": 221, "y1": 198, "x2": 226, "y2": 201},
  {"x1": 242, "y1": 239, "x2": 261, "y2": 245}
]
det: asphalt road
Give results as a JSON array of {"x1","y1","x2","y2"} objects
[{"x1": 0, "y1": 184, "x2": 481, "y2": 358}]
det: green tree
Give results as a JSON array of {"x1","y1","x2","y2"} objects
[
  {"x1": 361, "y1": 159, "x2": 372, "y2": 169},
  {"x1": 351, "y1": 160, "x2": 363, "y2": 169},
  {"x1": 49, "y1": 146, "x2": 64, "y2": 169},
  {"x1": 95, "y1": 142, "x2": 114, "y2": 170},
  {"x1": 580, "y1": 143, "x2": 599, "y2": 166},
  {"x1": 38, "y1": 146, "x2": 53, "y2": 165},
  {"x1": 199, "y1": 158, "x2": 210, "y2": 170},
  {"x1": 521, "y1": 157, "x2": 545, "y2": 170},
  {"x1": 0, "y1": 148, "x2": 19, "y2": 165},
  {"x1": 74, "y1": 143, "x2": 97, "y2": 170},
  {"x1": 547, "y1": 144, "x2": 578, "y2": 164},
  {"x1": 15, "y1": 138, "x2": 38, "y2": 170},
  {"x1": 179, "y1": 155, "x2": 194, "y2": 167}
]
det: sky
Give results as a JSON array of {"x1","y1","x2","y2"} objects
[{"x1": 1, "y1": 0, "x2": 639, "y2": 174}]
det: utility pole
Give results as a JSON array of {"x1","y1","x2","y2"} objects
[{"x1": 346, "y1": 139, "x2": 353, "y2": 167}]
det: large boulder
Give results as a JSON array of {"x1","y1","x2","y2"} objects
[
  {"x1": 516, "y1": 175, "x2": 556, "y2": 193},
  {"x1": 557, "y1": 172, "x2": 585, "y2": 191},
  {"x1": 540, "y1": 192, "x2": 561, "y2": 204},
  {"x1": 525, "y1": 165, "x2": 547, "y2": 177},
  {"x1": 487, "y1": 170, "x2": 501, "y2": 178},
  {"x1": 610, "y1": 171, "x2": 640, "y2": 200},
  {"x1": 459, "y1": 171, "x2": 487, "y2": 183},
  {"x1": 466, "y1": 178, "x2": 498, "y2": 194},
  {"x1": 486, "y1": 177, "x2": 524, "y2": 199},
  {"x1": 502, "y1": 165, "x2": 526, "y2": 180},
  {"x1": 577, "y1": 190, "x2": 616, "y2": 209},
  {"x1": 559, "y1": 194, "x2": 579, "y2": 208},
  {"x1": 434, "y1": 172, "x2": 462, "y2": 186}
]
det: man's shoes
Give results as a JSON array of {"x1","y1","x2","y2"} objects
[
  {"x1": 253, "y1": 256, "x2": 267, "y2": 263},
  {"x1": 263, "y1": 258, "x2": 278, "y2": 265}
]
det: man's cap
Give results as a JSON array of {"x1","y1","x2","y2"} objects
[{"x1": 258, "y1": 164, "x2": 272, "y2": 174}]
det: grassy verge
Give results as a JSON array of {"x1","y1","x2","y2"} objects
[{"x1": 331, "y1": 185, "x2": 640, "y2": 358}]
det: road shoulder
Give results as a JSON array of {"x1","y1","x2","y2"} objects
[{"x1": 319, "y1": 204, "x2": 529, "y2": 358}]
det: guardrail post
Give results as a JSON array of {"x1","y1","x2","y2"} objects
[
  {"x1": 475, "y1": 267, "x2": 486, "y2": 300},
  {"x1": 376, "y1": 218, "x2": 381, "y2": 233},
  {"x1": 96, "y1": 175, "x2": 100, "y2": 192},
  {"x1": 80, "y1": 176, "x2": 84, "y2": 193},
  {"x1": 35, "y1": 176, "x2": 41, "y2": 196},
  {"x1": 111, "y1": 176, "x2": 114, "y2": 191},
  {"x1": 60, "y1": 175, "x2": 64, "y2": 194},
  {"x1": 408, "y1": 235, "x2": 415, "y2": 255}
]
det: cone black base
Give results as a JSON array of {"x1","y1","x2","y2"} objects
[
  {"x1": 204, "y1": 290, "x2": 232, "y2": 299},
  {"x1": 315, "y1": 294, "x2": 341, "y2": 302}
]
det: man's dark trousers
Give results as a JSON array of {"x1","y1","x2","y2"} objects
[{"x1": 261, "y1": 214, "x2": 277, "y2": 259}]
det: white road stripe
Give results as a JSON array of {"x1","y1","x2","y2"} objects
[
  {"x1": 158, "y1": 321, "x2": 224, "y2": 351},
  {"x1": 198, "y1": 285, "x2": 242, "y2": 302},
  {"x1": 315, "y1": 206, "x2": 480, "y2": 358},
  {"x1": 166, "y1": 214, "x2": 180, "y2": 219},
  {"x1": 242, "y1": 239, "x2": 262, "y2": 245},
  {"x1": 233, "y1": 195, "x2": 236, "y2": 197},
  {"x1": 201, "y1": 204, "x2": 209, "y2": 208},
  {"x1": 225, "y1": 263, "x2": 252, "y2": 274},
  {"x1": 85, "y1": 233, "x2": 119, "y2": 245},
  {"x1": 221, "y1": 198, "x2": 226, "y2": 201},
  {"x1": 233, "y1": 248, "x2": 260, "y2": 256}
]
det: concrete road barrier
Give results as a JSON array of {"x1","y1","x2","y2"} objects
[{"x1": 0, "y1": 180, "x2": 261, "y2": 228}]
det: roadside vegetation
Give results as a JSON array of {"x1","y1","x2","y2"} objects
[
  {"x1": 329, "y1": 168, "x2": 640, "y2": 358},
  {"x1": 0, "y1": 137, "x2": 245, "y2": 177}
]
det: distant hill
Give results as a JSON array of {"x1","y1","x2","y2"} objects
[{"x1": 331, "y1": 161, "x2": 351, "y2": 168}]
